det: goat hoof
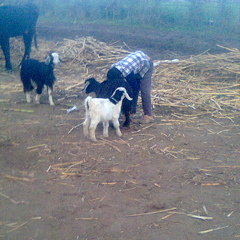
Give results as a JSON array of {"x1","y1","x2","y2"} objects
[{"x1": 90, "y1": 138, "x2": 97, "y2": 142}]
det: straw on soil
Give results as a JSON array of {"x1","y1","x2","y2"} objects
[{"x1": 5, "y1": 36, "x2": 240, "y2": 115}]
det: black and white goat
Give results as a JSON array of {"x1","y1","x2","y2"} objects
[
  {"x1": 83, "y1": 87, "x2": 133, "y2": 142},
  {"x1": 84, "y1": 77, "x2": 133, "y2": 127},
  {"x1": 20, "y1": 52, "x2": 60, "y2": 106}
]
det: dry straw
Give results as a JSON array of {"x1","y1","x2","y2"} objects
[
  {"x1": 153, "y1": 44, "x2": 240, "y2": 114},
  {"x1": 6, "y1": 37, "x2": 240, "y2": 115}
]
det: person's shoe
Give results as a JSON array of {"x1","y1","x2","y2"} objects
[{"x1": 138, "y1": 115, "x2": 154, "y2": 124}]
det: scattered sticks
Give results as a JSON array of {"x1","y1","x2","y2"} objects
[
  {"x1": 198, "y1": 225, "x2": 229, "y2": 235},
  {"x1": 4, "y1": 174, "x2": 34, "y2": 182},
  {"x1": 126, "y1": 207, "x2": 177, "y2": 217},
  {"x1": 68, "y1": 122, "x2": 83, "y2": 134},
  {"x1": 6, "y1": 36, "x2": 240, "y2": 117},
  {"x1": 0, "y1": 192, "x2": 24, "y2": 205},
  {"x1": 187, "y1": 214, "x2": 213, "y2": 221}
]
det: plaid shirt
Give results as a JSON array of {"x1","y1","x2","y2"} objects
[{"x1": 112, "y1": 51, "x2": 150, "y2": 78}]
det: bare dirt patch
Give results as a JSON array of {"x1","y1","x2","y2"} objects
[
  {"x1": 37, "y1": 22, "x2": 240, "y2": 60},
  {"x1": 0, "y1": 23, "x2": 240, "y2": 240}
]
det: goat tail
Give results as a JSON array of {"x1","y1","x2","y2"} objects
[
  {"x1": 34, "y1": 32, "x2": 38, "y2": 49},
  {"x1": 84, "y1": 96, "x2": 92, "y2": 110}
]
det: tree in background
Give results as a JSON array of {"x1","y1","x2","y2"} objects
[
  {"x1": 1, "y1": 0, "x2": 239, "y2": 33},
  {"x1": 218, "y1": 0, "x2": 232, "y2": 29},
  {"x1": 188, "y1": 0, "x2": 205, "y2": 27}
]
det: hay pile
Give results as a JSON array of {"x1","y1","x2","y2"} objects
[
  {"x1": 6, "y1": 37, "x2": 240, "y2": 114},
  {"x1": 7, "y1": 36, "x2": 131, "y2": 92},
  {"x1": 153, "y1": 45, "x2": 240, "y2": 114}
]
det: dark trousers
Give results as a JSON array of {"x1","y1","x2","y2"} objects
[
  {"x1": 125, "y1": 61, "x2": 154, "y2": 116},
  {"x1": 140, "y1": 60, "x2": 153, "y2": 116},
  {"x1": 125, "y1": 72, "x2": 140, "y2": 114}
]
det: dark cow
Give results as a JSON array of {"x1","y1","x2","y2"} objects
[{"x1": 0, "y1": 3, "x2": 39, "y2": 70}]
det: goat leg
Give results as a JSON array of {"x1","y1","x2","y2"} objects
[
  {"x1": 26, "y1": 92, "x2": 31, "y2": 103},
  {"x1": 83, "y1": 119, "x2": 90, "y2": 138},
  {"x1": 102, "y1": 121, "x2": 109, "y2": 137},
  {"x1": 112, "y1": 118, "x2": 122, "y2": 137},
  {"x1": 89, "y1": 121, "x2": 98, "y2": 142},
  {"x1": 48, "y1": 88, "x2": 54, "y2": 106},
  {"x1": 35, "y1": 94, "x2": 40, "y2": 104}
]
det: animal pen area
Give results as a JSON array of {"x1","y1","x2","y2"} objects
[{"x1": 0, "y1": 33, "x2": 240, "y2": 239}]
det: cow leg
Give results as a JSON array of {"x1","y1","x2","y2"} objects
[
  {"x1": 21, "y1": 33, "x2": 33, "y2": 64},
  {"x1": 0, "y1": 38, "x2": 12, "y2": 70}
]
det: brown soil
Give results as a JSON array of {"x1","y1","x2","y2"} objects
[
  {"x1": 0, "y1": 23, "x2": 240, "y2": 240},
  {"x1": 37, "y1": 22, "x2": 240, "y2": 60}
]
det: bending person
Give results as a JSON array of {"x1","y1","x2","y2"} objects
[{"x1": 107, "y1": 50, "x2": 154, "y2": 124}]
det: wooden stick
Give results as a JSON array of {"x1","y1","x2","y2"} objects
[
  {"x1": 198, "y1": 225, "x2": 229, "y2": 235},
  {"x1": 187, "y1": 214, "x2": 213, "y2": 220},
  {"x1": 6, "y1": 222, "x2": 28, "y2": 233},
  {"x1": 4, "y1": 175, "x2": 34, "y2": 182},
  {"x1": 99, "y1": 137, "x2": 122, "y2": 152},
  {"x1": 158, "y1": 213, "x2": 175, "y2": 221},
  {"x1": 68, "y1": 123, "x2": 83, "y2": 134},
  {"x1": 0, "y1": 192, "x2": 20, "y2": 204},
  {"x1": 126, "y1": 207, "x2": 177, "y2": 217},
  {"x1": 75, "y1": 217, "x2": 98, "y2": 220}
]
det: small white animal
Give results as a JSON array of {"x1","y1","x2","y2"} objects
[{"x1": 83, "y1": 87, "x2": 132, "y2": 141}]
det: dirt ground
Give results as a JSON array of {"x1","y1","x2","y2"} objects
[{"x1": 0, "y1": 23, "x2": 240, "y2": 240}]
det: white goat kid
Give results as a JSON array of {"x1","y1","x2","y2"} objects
[{"x1": 83, "y1": 87, "x2": 132, "y2": 142}]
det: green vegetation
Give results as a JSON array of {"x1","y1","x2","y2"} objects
[{"x1": 2, "y1": 0, "x2": 240, "y2": 34}]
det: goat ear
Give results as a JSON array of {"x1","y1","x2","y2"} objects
[
  {"x1": 83, "y1": 81, "x2": 90, "y2": 91},
  {"x1": 124, "y1": 89, "x2": 133, "y2": 101},
  {"x1": 45, "y1": 55, "x2": 51, "y2": 65}
]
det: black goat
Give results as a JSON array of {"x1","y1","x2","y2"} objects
[
  {"x1": 20, "y1": 52, "x2": 60, "y2": 106},
  {"x1": 0, "y1": 3, "x2": 39, "y2": 70},
  {"x1": 84, "y1": 77, "x2": 133, "y2": 127}
]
